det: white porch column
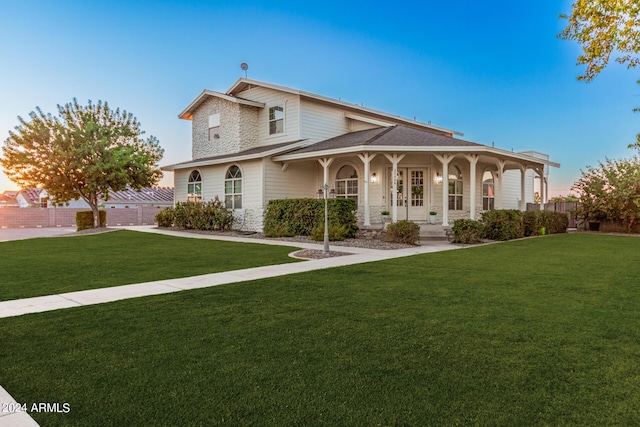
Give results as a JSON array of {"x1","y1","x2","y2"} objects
[
  {"x1": 464, "y1": 154, "x2": 479, "y2": 220},
  {"x1": 358, "y1": 153, "x2": 377, "y2": 227},
  {"x1": 317, "y1": 157, "x2": 334, "y2": 193},
  {"x1": 496, "y1": 160, "x2": 506, "y2": 210},
  {"x1": 384, "y1": 153, "x2": 405, "y2": 223},
  {"x1": 519, "y1": 165, "x2": 526, "y2": 211},
  {"x1": 435, "y1": 154, "x2": 454, "y2": 226}
]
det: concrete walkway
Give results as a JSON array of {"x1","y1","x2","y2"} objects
[{"x1": 0, "y1": 226, "x2": 459, "y2": 319}]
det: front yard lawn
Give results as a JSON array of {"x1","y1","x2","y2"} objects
[
  {"x1": 0, "y1": 230, "x2": 301, "y2": 301},
  {"x1": 1, "y1": 233, "x2": 640, "y2": 425}
]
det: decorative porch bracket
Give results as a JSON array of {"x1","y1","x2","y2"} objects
[
  {"x1": 358, "y1": 153, "x2": 377, "y2": 227},
  {"x1": 317, "y1": 158, "x2": 334, "y2": 192},
  {"x1": 434, "y1": 154, "x2": 455, "y2": 226},
  {"x1": 383, "y1": 153, "x2": 405, "y2": 223},
  {"x1": 464, "y1": 154, "x2": 479, "y2": 220}
]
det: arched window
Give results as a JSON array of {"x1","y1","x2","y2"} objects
[
  {"x1": 187, "y1": 170, "x2": 202, "y2": 202},
  {"x1": 335, "y1": 165, "x2": 358, "y2": 204},
  {"x1": 225, "y1": 165, "x2": 242, "y2": 209},
  {"x1": 448, "y1": 165, "x2": 463, "y2": 210},
  {"x1": 482, "y1": 170, "x2": 495, "y2": 210}
]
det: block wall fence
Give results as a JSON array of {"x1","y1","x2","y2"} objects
[{"x1": 0, "y1": 207, "x2": 163, "y2": 228}]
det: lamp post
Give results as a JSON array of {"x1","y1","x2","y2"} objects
[{"x1": 323, "y1": 182, "x2": 330, "y2": 254}]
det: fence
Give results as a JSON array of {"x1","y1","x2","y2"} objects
[
  {"x1": 526, "y1": 202, "x2": 580, "y2": 229},
  {"x1": 0, "y1": 207, "x2": 164, "y2": 228}
]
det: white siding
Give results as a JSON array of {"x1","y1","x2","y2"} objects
[
  {"x1": 300, "y1": 99, "x2": 351, "y2": 143},
  {"x1": 350, "y1": 120, "x2": 382, "y2": 132},
  {"x1": 264, "y1": 159, "x2": 317, "y2": 201},
  {"x1": 235, "y1": 86, "x2": 300, "y2": 146},
  {"x1": 501, "y1": 170, "x2": 522, "y2": 210}
]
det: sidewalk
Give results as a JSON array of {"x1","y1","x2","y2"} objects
[{"x1": 0, "y1": 226, "x2": 459, "y2": 319}]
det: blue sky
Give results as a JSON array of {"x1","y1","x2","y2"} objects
[{"x1": 1, "y1": 0, "x2": 638, "y2": 197}]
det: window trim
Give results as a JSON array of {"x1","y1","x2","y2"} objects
[
  {"x1": 268, "y1": 104, "x2": 285, "y2": 135},
  {"x1": 224, "y1": 165, "x2": 243, "y2": 210},
  {"x1": 482, "y1": 170, "x2": 495, "y2": 211},
  {"x1": 448, "y1": 165, "x2": 463, "y2": 211},
  {"x1": 187, "y1": 170, "x2": 202, "y2": 202},
  {"x1": 334, "y1": 164, "x2": 359, "y2": 205}
]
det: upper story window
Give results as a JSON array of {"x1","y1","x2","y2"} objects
[
  {"x1": 188, "y1": 170, "x2": 202, "y2": 202},
  {"x1": 335, "y1": 165, "x2": 358, "y2": 205},
  {"x1": 225, "y1": 165, "x2": 242, "y2": 209},
  {"x1": 482, "y1": 170, "x2": 495, "y2": 211},
  {"x1": 208, "y1": 113, "x2": 220, "y2": 141},
  {"x1": 268, "y1": 105, "x2": 284, "y2": 135},
  {"x1": 448, "y1": 165, "x2": 463, "y2": 210}
]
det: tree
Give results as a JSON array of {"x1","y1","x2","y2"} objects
[
  {"x1": 559, "y1": 1, "x2": 640, "y2": 82},
  {"x1": 0, "y1": 99, "x2": 164, "y2": 228},
  {"x1": 572, "y1": 156, "x2": 640, "y2": 232},
  {"x1": 559, "y1": 1, "x2": 640, "y2": 147}
]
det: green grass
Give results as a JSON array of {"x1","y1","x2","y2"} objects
[
  {"x1": 0, "y1": 230, "x2": 301, "y2": 301},
  {"x1": 2, "y1": 234, "x2": 640, "y2": 425}
]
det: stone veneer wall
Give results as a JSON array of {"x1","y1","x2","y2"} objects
[
  {"x1": 191, "y1": 97, "x2": 259, "y2": 159},
  {"x1": 232, "y1": 208, "x2": 265, "y2": 232}
]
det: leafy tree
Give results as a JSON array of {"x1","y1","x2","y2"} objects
[
  {"x1": 559, "y1": 1, "x2": 640, "y2": 82},
  {"x1": 572, "y1": 156, "x2": 640, "y2": 232},
  {"x1": 0, "y1": 99, "x2": 164, "y2": 228},
  {"x1": 548, "y1": 194, "x2": 580, "y2": 203},
  {"x1": 559, "y1": 1, "x2": 640, "y2": 147}
]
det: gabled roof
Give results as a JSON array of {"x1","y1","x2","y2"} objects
[
  {"x1": 227, "y1": 78, "x2": 462, "y2": 136},
  {"x1": 179, "y1": 89, "x2": 265, "y2": 120}
]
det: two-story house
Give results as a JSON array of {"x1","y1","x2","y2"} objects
[{"x1": 163, "y1": 79, "x2": 559, "y2": 232}]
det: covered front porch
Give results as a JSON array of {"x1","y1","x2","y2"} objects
[{"x1": 272, "y1": 127, "x2": 558, "y2": 227}]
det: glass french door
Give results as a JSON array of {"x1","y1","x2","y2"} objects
[{"x1": 388, "y1": 168, "x2": 427, "y2": 220}]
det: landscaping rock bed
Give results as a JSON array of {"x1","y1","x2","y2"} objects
[
  {"x1": 291, "y1": 249, "x2": 354, "y2": 259},
  {"x1": 160, "y1": 227, "x2": 414, "y2": 250}
]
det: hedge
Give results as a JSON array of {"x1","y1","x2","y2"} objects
[
  {"x1": 523, "y1": 210, "x2": 569, "y2": 236},
  {"x1": 76, "y1": 210, "x2": 107, "y2": 231},
  {"x1": 154, "y1": 199, "x2": 234, "y2": 231},
  {"x1": 264, "y1": 198, "x2": 358, "y2": 238},
  {"x1": 452, "y1": 219, "x2": 485, "y2": 244},
  {"x1": 481, "y1": 209, "x2": 525, "y2": 241},
  {"x1": 385, "y1": 220, "x2": 420, "y2": 245}
]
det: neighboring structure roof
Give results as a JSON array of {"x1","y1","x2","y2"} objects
[
  {"x1": 162, "y1": 139, "x2": 307, "y2": 171},
  {"x1": 0, "y1": 192, "x2": 19, "y2": 208},
  {"x1": 18, "y1": 188, "x2": 43, "y2": 205},
  {"x1": 106, "y1": 187, "x2": 174, "y2": 203}
]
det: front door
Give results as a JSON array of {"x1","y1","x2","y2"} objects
[{"x1": 388, "y1": 168, "x2": 427, "y2": 221}]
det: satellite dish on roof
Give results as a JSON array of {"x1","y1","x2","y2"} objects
[{"x1": 240, "y1": 62, "x2": 248, "y2": 78}]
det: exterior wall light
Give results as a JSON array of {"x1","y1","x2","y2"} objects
[
  {"x1": 370, "y1": 172, "x2": 378, "y2": 184},
  {"x1": 435, "y1": 173, "x2": 443, "y2": 185}
]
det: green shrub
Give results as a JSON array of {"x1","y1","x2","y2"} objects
[
  {"x1": 159, "y1": 198, "x2": 234, "y2": 231},
  {"x1": 452, "y1": 219, "x2": 485, "y2": 244},
  {"x1": 385, "y1": 220, "x2": 420, "y2": 245},
  {"x1": 523, "y1": 211, "x2": 569, "y2": 236},
  {"x1": 481, "y1": 210, "x2": 524, "y2": 241},
  {"x1": 311, "y1": 224, "x2": 349, "y2": 241},
  {"x1": 264, "y1": 198, "x2": 358, "y2": 238},
  {"x1": 76, "y1": 210, "x2": 106, "y2": 231},
  {"x1": 155, "y1": 207, "x2": 174, "y2": 227}
]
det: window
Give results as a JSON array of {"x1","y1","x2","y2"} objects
[
  {"x1": 208, "y1": 113, "x2": 220, "y2": 141},
  {"x1": 335, "y1": 165, "x2": 358, "y2": 204},
  {"x1": 482, "y1": 170, "x2": 495, "y2": 210},
  {"x1": 225, "y1": 165, "x2": 242, "y2": 209},
  {"x1": 268, "y1": 105, "x2": 284, "y2": 135},
  {"x1": 448, "y1": 166, "x2": 463, "y2": 210},
  {"x1": 188, "y1": 170, "x2": 202, "y2": 202}
]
